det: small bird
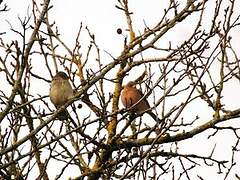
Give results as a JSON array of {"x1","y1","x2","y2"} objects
[
  {"x1": 121, "y1": 81, "x2": 161, "y2": 122},
  {"x1": 49, "y1": 71, "x2": 73, "y2": 120}
]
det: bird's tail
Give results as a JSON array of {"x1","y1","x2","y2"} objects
[
  {"x1": 57, "y1": 109, "x2": 69, "y2": 120},
  {"x1": 148, "y1": 111, "x2": 161, "y2": 123}
]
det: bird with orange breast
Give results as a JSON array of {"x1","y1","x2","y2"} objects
[{"x1": 121, "y1": 81, "x2": 161, "y2": 122}]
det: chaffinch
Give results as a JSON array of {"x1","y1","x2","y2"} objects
[
  {"x1": 49, "y1": 71, "x2": 73, "y2": 120},
  {"x1": 121, "y1": 81, "x2": 161, "y2": 122}
]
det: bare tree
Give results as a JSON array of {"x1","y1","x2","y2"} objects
[{"x1": 0, "y1": 0, "x2": 240, "y2": 179}]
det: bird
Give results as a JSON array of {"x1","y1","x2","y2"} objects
[
  {"x1": 121, "y1": 81, "x2": 161, "y2": 123},
  {"x1": 49, "y1": 71, "x2": 73, "y2": 120}
]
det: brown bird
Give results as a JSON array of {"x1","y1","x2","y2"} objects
[
  {"x1": 49, "y1": 71, "x2": 73, "y2": 120},
  {"x1": 121, "y1": 81, "x2": 161, "y2": 122}
]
